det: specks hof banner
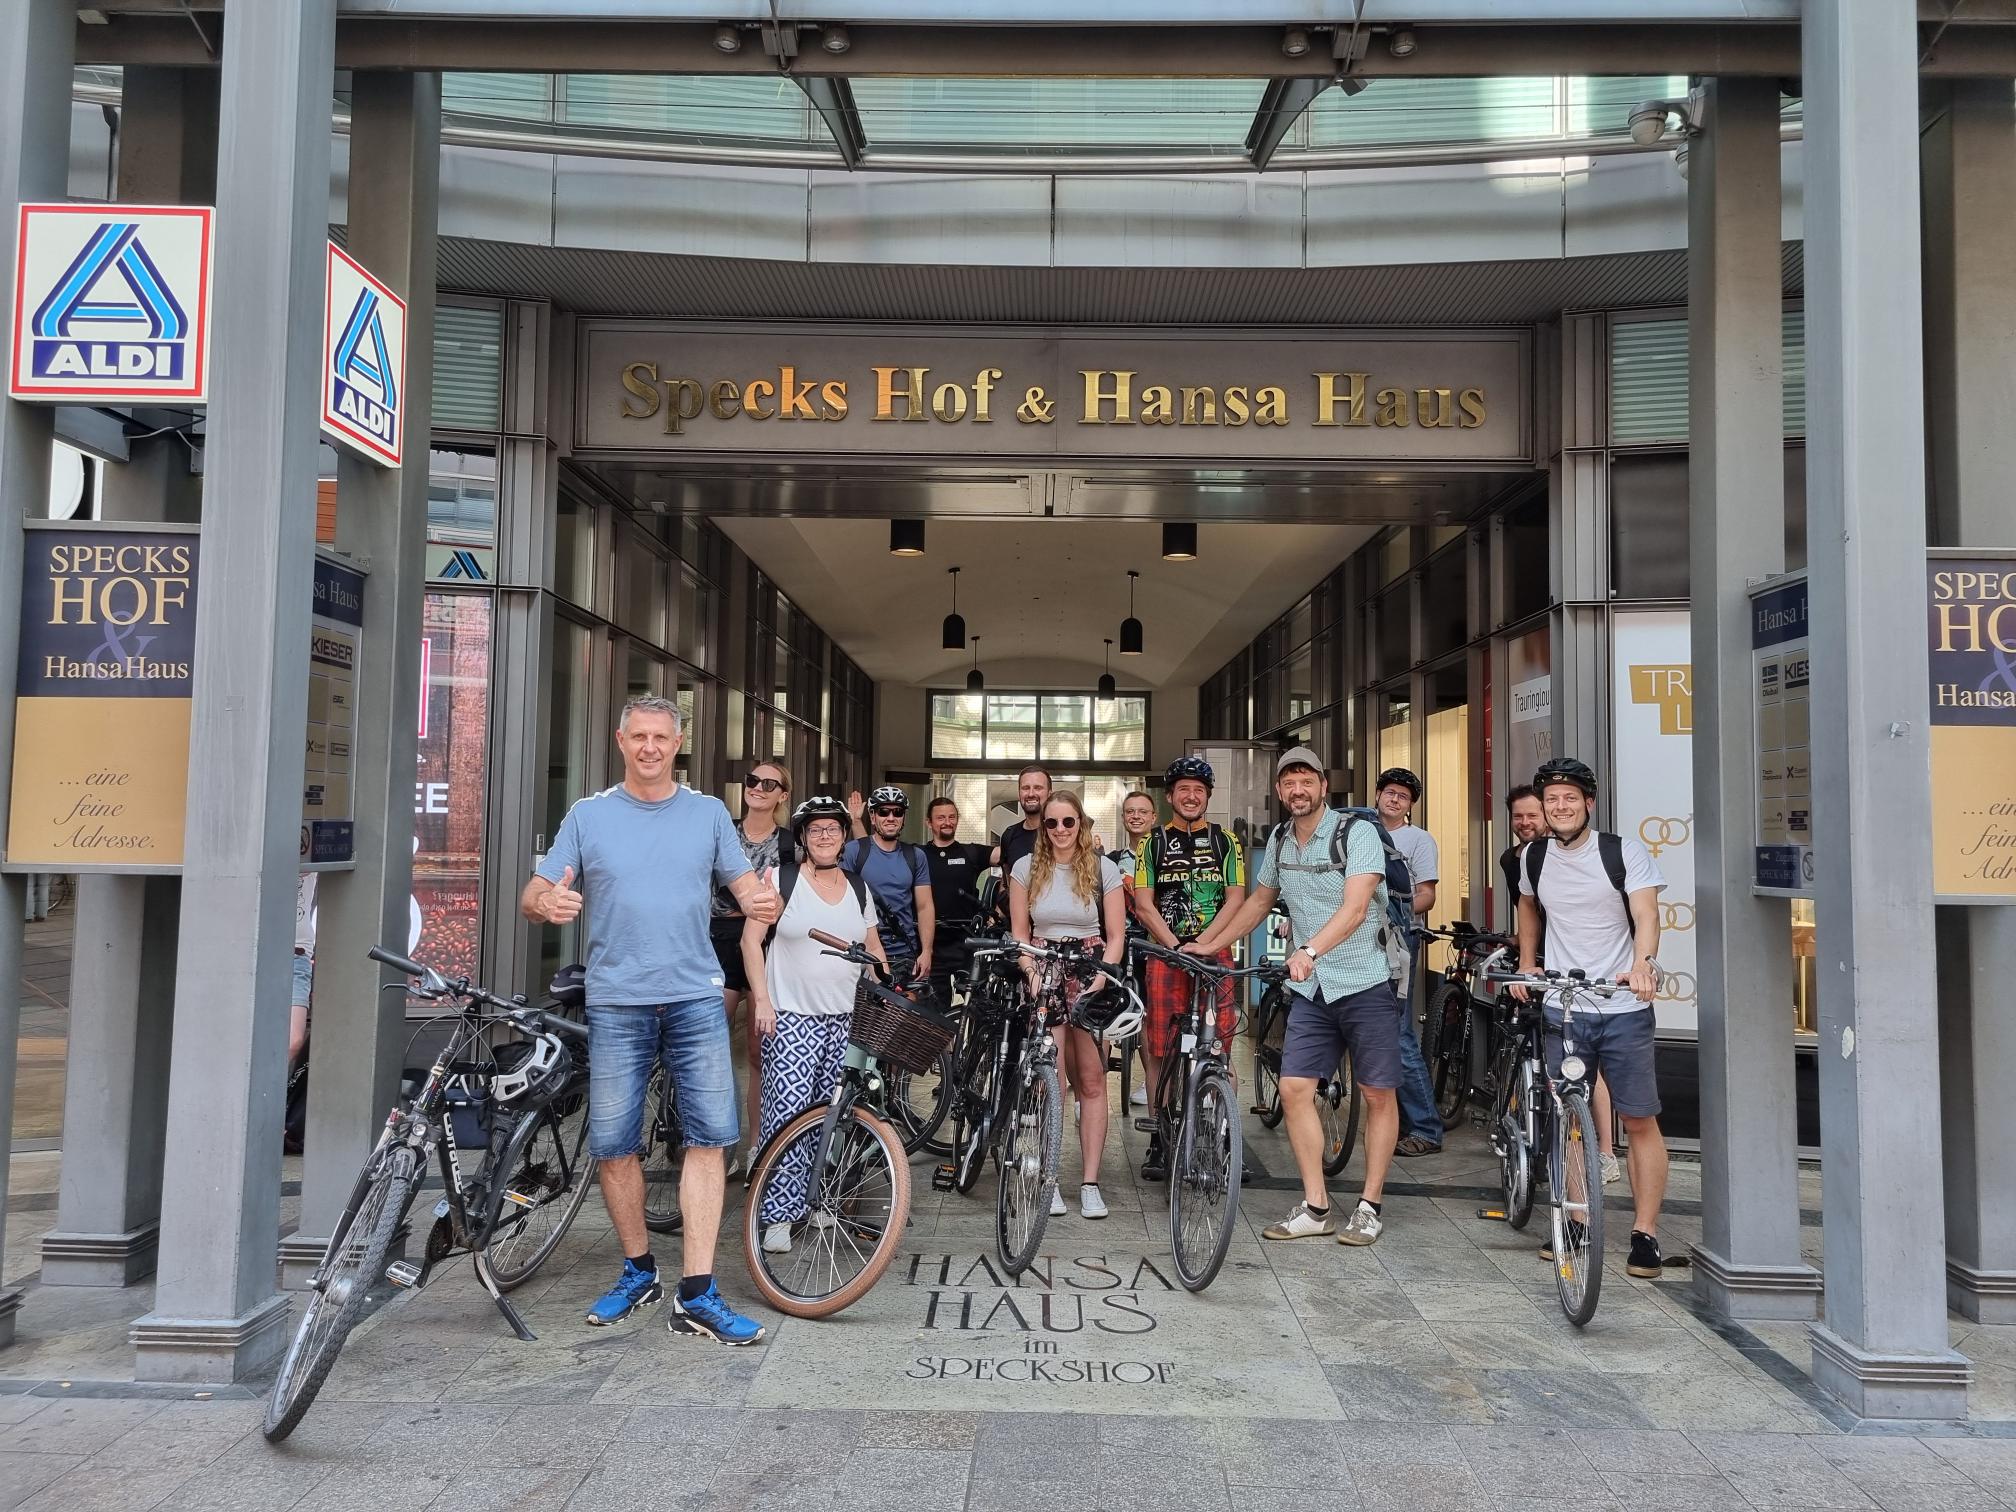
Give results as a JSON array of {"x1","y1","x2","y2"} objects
[
  {"x1": 9, "y1": 204, "x2": 213, "y2": 404},
  {"x1": 1611, "y1": 610, "x2": 1698, "y2": 1033}
]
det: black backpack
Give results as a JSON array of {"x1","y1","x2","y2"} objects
[
  {"x1": 1522, "y1": 833, "x2": 1633, "y2": 930},
  {"x1": 767, "y1": 860, "x2": 869, "y2": 948},
  {"x1": 1269, "y1": 808, "x2": 1415, "y2": 987}
]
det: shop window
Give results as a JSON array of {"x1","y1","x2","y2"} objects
[
  {"x1": 1043, "y1": 695, "x2": 1093, "y2": 761},
  {"x1": 554, "y1": 493, "x2": 597, "y2": 609},
  {"x1": 1282, "y1": 645, "x2": 1313, "y2": 723},
  {"x1": 413, "y1": 592, "x2": 491, "y2": 1003},
  {"x1": 1379, "y1": 529, "x2": 1412, "y2": 587},
  {"x1": 1095, "y1": 698, "x2": 1148, "y2": 762},
  {"x1": 1376, "y1": 687, "x2": 1413, "y2": 796},
  {"x1": 433, "y1": 302, "x2": 504, "y2": 432},
  {"x1": 619, "y1": 528, "x2": 669, "y2": 647},
  {"x1": 541, "y1": 616, "x2": 595, "y2": 988},
  {"x1": 986, "y1": 694, "x2": 1039, "y2": 762},
  {"x1": 1375, "y1": 585, "x2": 1411, "y2": 680},
  {"x1": 1284, "y1": 595, "x2": 1313, "y2": 656},
  {"x1": 1423, "y1": 545, "x2": 1468, "y2": 659},
  {"x1": 1611, "y1": 453, "x2": 1690, "y2": 600},
  {"x1": 1422, "y1": 661, "x2": 1471, "y2": 972},
  {"x1": 1502, "y1": 494, "x2": 1551, "y2": 624},
  {"x1": 1610, "y1": 309, "x2": 1807, "y2": 445},
  {"x1": 426, "y1": 449, "x2": 496, "y2": 546},
  {"x1": 676, "y1": 564, "x2": 712, "y2": 668}
]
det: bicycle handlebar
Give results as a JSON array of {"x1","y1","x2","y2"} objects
[
  {"x1": 1484, "y1": 967, "x2": 1647, "y2": 1002},
  {"x1": 1132, "y1": 939, "x2": 1286, "y2": 983},
  {"x1": 369, "y1": 943, "x2": 531, "y2": 1016}
]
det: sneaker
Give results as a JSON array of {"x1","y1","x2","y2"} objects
[
  {"x1": 1049, "y1": 1186, "x2": 1067, "y2": 1218},
  {"x1": 584, "y1": 1258, "x2": 662, "y2": 1326},
  {"x1": 1601, "y1": 1152, "x2": 1623, "y2": 1186},
  {"x1": 1130, "y1": 1084, "x2": 1149, "y2": 1107},
  {"x1": 1080, "y1": 1184, "x2": 1108, "y2": 1220},
  {"x1": 1262, "y1": 1202, "x2": 1335, "y2": 1241},
  {"x1": 761, "y1": 1222, "x2": 794, "y2": 1255},
  {"x1": 1337, "y1": 1200, "x2": 1384, "y2": 1247},
  {"x1": 1627, "y1": 1230, "x2": 1664, "y2": 1278},
  {"x1": 1538, "y1": 1220, "x2": 1588, "y2": 1261},
  {"x1": 808, "y1": 1207, "x2": 837, "y2": 1231},
  {"x1": 668, "y1": 1282, "x2": 765, "y2": 1346},
  {"x1": 1141, "y1": 1137, "x2": 1167, "y2": 1183}
]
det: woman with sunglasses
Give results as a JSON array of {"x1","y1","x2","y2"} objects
[
  {"x1": 1008, "y1": 789, "x2": 1129, "y2": 1221},
  {"x1": 712, "y1": 762, "x2": 794, "y2": 1145}
]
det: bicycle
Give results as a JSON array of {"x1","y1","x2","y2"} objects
[
  {"x1": 742, "y1": 930, "x2": 956, "y2": 1318},
  {"x1": 1251, "y1": 977, "x2": 1361, "y2": 1180},
  {"x1": 933, "y1": 933, "x2": 1019, "y2": 1199},
  {"x1": 263, "y1": 947, "x2": 594, "y2": 1442},
  {"x1": 1133, "y1": 942, "x2": 1280, "y2": 1291},
  {"x1": 640, "y1": 1064, "x2": 684, "y2": 1234},
  {"x1": 1480, "y1": 965, "x2": 1640, "y2": 1327},
  {"x1": 1419, "y1": 922, "x2": 1518, "y2": 1123}
]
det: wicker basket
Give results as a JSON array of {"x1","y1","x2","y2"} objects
[{"x1": 850, "y1": 979, "x2": 957, "y2": 1074}]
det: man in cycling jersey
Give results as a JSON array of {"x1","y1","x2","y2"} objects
[
  {"x1": 1131, "y1": 756, "x2": 1245, "y2": 1181},
  {"x1": 1512, "y1": 756, "x2": 1669, "y2": 1278},
  {"x1": 1374, "y1": 767, "x2": 1444, "y2": 1157}
]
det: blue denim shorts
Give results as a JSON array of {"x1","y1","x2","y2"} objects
[
  {"x1": 289, "y1": 952, "x2": 315, "y2": 1011},
  {"x1": 1544, "y1": 1005, "x2": 1662, "y2": 1119},
  {"x1": 586, "y1": 997, "x2": 739, "y2": 1158}
]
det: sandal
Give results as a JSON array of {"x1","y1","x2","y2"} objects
[{"x1": 1394, "y1": 1136, "x2": 1443, "y2": 1157}]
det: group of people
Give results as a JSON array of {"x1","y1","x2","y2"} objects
[{"x1": 519, "y1": 693, "x2": 1676, "y2": 1347}]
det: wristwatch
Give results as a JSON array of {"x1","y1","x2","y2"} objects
[{"x1": 1294, "y1": 945, "x2": 1317, "y2": 962}]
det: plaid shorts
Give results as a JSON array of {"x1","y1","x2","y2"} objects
[{"x1": 1143, "y1": 952, "x2": 1236, "y2": 1058}]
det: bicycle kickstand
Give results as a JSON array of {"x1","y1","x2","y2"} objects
[{"x1": 471, "y1": 1253, "x2": 538, "y2": 1342}]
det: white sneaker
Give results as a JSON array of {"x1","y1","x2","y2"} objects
[
  {"x1": 1337, "y1": 1199, "x2": 1384, "y2": 1247},
  {"x1": 1080, "y1": 1184, "x2": 1108, "y2": 1220},
  {"x1": 761, "y1": 1221, "x2": 793, "y2": 1254},
  {"x1": 1049, "y1": 1186, "x2": 1067, "y2": 1217},
  {"x1": 1262, "y1": 1202, "x2": 1336, "y2": 1240},
  {"x1": 1130, "y1": 1084, "x2": 1149, "y2": 1107},
  {"x1": 1601, "y1": 1152, "x2": 1623, "y2": 1186},
  {"x1": 808, "y1": 1207, "x2": 837, "y2": 1230}
]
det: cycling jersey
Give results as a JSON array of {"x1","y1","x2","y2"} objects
[{"x1": 1134, "y1": 820, "x2": 1244, "y2": 941}]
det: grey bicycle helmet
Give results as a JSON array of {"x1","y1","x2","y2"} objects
[
  {"x1": 1533, "y1": 756, "x2": 1599, "y2": 797},
  {"x1": 1164, "y1": 755, "x2": 1215, "y2": 792},
  {"x1": 867, "y1": 784, "x2": 909, "y2": 813},
  {"x1": 1375, "y1": 766, "x2": 1423, "y2": 801},
  {"x1": 490, "y1": 1032, "x2": 572, "y2": 1111}
]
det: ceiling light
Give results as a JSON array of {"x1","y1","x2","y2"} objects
[
  {"x1": 78, "y1": 8, "x2": 111, "y2": 23},
  {"x1": 1387, "y1": 28, "x2": 1416, "y2": 58},
  {"x1": 713, "y1": 23, "x2": 742, "y2": 53},
  {"x1": 1162, "y1": 522, "x2": 1197, "y2": 561},
  {"x1": 820, "y1": 23, "x2": 851, "y2": 55},
  {"x1": 966, "y1": 635, "x2": 984, "y2": 693},
  {"x1": 942, "y1": 566, "x2": 966, "y2": 651},
  {"x1": 1119, "y1": 570, "x2": 1143, "y2": 656},
  {"x1": 1097, "y1": 639, "x2": 1117, "y2": 702},
  {"x1": 890, "y1": 519, "x2": 925, "y2": 557},
  {"x1": 1281, "y1": 26, "x2": 1311, "y2": 59}
]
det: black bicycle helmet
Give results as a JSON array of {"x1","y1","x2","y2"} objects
[
  {"x1": 548, "y1": 963, "x2": 586, "y2": 1013},
  {"x1": 1164, "y1": 754, "x2": 1216, "y2": 793},
  {"x1": 489, "y1": 1032, "x2": 574, "y2": 1111},
  {"x1": 867, "y1": 784, "x2": 909, "y2": 813},
  {"x1": 791, "y1": 794, "x2": 850, "y2": 840},
  {"x1": 1068, "y1": 979, "x2": 1145, "y2": 1042},
  {"x1": 1533, "y1": 756, "x2": 1599, "y2": 796},
  {"x1": 1375, "y1": 766, "x2": 1423, "y2": 801}
]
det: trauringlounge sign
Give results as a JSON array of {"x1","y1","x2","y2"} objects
[{"x1": 575, "y1": 323, "x2": 1532, "y2": 464}]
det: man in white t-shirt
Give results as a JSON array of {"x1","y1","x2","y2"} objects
[
  {"x1": 1512, "y1": 756, "x2": 1670, "y2": 1279},
  {"x1": 1374, "y1": 767, "x2": 1443, "y2": 1156}
]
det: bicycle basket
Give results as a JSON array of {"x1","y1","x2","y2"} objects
[{"x1": 850, "y1": 977, "x2": 957, "y2": 1074}]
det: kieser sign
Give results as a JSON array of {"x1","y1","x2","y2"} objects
[
  {"x1": 8, "y1": 204, "x2": 213, "y2": 404},
  {"x1": 576, "y1": 322, "x2": 1532, "y2": 464},
  {"x1": 320, "y1": 242, "x2": 408, "y2": 466}
]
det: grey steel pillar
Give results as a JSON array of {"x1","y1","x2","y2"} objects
[
  {"x1": 286, "y1": 72, "x2": 441, "y2": 1286},
  {"x1": 1549, "y1": 314, "x2": 1609, "y2": 776},
  {"x1": 1922, "y1": 78, "x2": 2016, "y2": 1326},
  {"x1": 1801, "y1": 0, "x2": 1969, "y2": 1419},
  {"x1": 0, "y1": 0, "x2": 73, "y2": 1350},
  {"x1": 132, "y1": 0, "x2": 339, "y2": 1382},
  {"x1": 1684, "y1": 78, "x2": 1822, "y2": 1322},
  {"x1": 42, "y1": 66, "x2": 217, "y2": 1290}
]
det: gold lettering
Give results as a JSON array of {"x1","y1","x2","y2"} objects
[
  {"x1": 1081, "y1": 370, "x2": 1135, "y2": 424},
  {"x1": 744, "y1": 379, "x2": 776, "y2": 420},
  {"x1": 874, "y1": 366, "x2": 928, "y2": 421},
  {"x1": 820, "y1": 379, "x2": 849, "y2": 421},
  {"x1": 778, "y1": 365, "x2": 819, "y2": 420},
  {"x1": 1255, "y1": 386, "x2": 1289, "y2": 426},
  {"x1": 1459, "y1": 387, "x2": 1487, "y2": 428},
  {"x1": 1313, "y1": 372, "x2": 1369, "y2": 427},
  {"x1": 99, "y1": 577, "x2": 148, "y2": 627},
  {"x1": 1937, "y1": 602, "x2": 1980, "y2": 653},
  {"x1": 931, "y1": 381, "x2": 968, "y2": 423},
  {"x1": 619, "y1": 362, "x2": 662, "y2": 420},
  {"x1": 1222, "y1": 387, "x2": 1251, "y2": 426},
  {"x1": 1180, "y1": 386, "x2": 1218, "y2": 426},
  {"x1": 1993, "y1": 602, "x2": 2016, "y2": 652},
  {"x1": 1375, "y1": 386, "x2": 1412, "y2": 427},
  {"x1": 1415, "y1": 387, "x2": 1456, "y2": 428},
  {"x1": 708, "y1": 379, "x2": 741, "y2": 421},
  {"x1": 1934, "y1": 571, "x2": 1956, "y2": 600},
  {"x1": 49, "y1": 577, "x2": 91, "y2": 625},
  {"x1": 151, "y1": 578, "x2": 188, "y2": 625},
  {"x1": 1140, "y1": 385, "x2": 1176, "y2": 426},
  {"x1": 171, "y1": 544, "x2": 190, "y2": 574},
  {"x1": 973, "y1": 368, "x2": 1001, "y2": 423},
  {"x1": 659, "y1": 378, "x2": 704, "y2": 435}
]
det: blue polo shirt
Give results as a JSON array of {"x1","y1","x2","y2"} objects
[{"x1": 1255, "y1": 808, "x2": 1390, "y2": 1002}]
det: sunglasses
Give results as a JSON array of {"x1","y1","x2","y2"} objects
[
  {"x1": 743, "y1": 775, "x2": 786, "y2": 793},
  {"x1": 873, "y1": 807, "x2": 906, "y2": 819},
  {"x1": 1042, "y1": 816, "x2": 1079, "y2": 830}
]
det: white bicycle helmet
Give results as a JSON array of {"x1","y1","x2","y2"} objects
[
  {"x1": 490, "y1": 1031, "x2": 571, "y2": 1110},
  {"x1": 1071, "y1": 978, "x2": 1145, "y2": 1043}
]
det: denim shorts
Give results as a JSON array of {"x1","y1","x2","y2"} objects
[
  {"x1": 1544, "y1": 1005, "x2": 1662, "y2": 1118},
  {"x1": 586, "y1": 997, "x2": 739, "y2": 1157},
  {"x1": 289, "y1": 952, "x2": 315, "y2": 1011},
  {"x1": 1281, "y1": 982, "x2": 1403, "y2": 1090}
]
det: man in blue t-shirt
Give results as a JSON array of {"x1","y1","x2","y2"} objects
[
  {"x1": 524, "y1": 695, "x2": 778, "y2": 1345},
  {"x1": 842, "y1": 786, "x2": 934, "y2": 984}
]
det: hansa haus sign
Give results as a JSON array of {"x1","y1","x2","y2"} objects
[
  {"x1": 320, "y1": 242, "x2": 408, "y2": 466},
  {"x1": 4, "y1": 524, "x2": 198, "y2": 872},
  {"x1": 576, "y1": 323, "x2": 1532, "y2": 464},
  {"x1": 9, "y1": 204, "x2": 213, "y2": 404},
  {"x1": 1928, "y1": 551, "x2": 2016, "y2": 902}
]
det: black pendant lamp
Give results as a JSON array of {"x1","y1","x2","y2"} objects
[
  {"x1": 890, "y1": 519, "x2": 925, "y2": 557},
  {"x1": 1162, "y1": 522, "x2": 1198, "y2": 560},
  {"x1": 941, "y1": 566, "x2": 966, "y2": 650},
  {"x1": 966, "y1": 634, "x2": 984, "y2": 693},
  {"x1": 1097, "y1": 639, "x2": 1117, "y2": 701},
  {"x1": 1119, "y1": 570, "x2": 1144, "y2": 655}
]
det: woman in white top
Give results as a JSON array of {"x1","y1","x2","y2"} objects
[
  {"x1": 1009, "y1": 789, "x2": 1128, "y2": 1220},
  {"x1": 743, "y1": 796, "x2": 885, "y2": 1254}
]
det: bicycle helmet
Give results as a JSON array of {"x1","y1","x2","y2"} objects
[
  {"x1": 867, "y1": 784, "x2": 909, "y2": 814},
  {"x1": 1533, "y1": 756, "x2": 1599, "y2": 797},
  {"x1": 1164, "y1": 755, "x2": 1215, "y2": 793},
  {"x1": 489, "y1": 1031, "x2": 573, "y2": 1111},
  {"x1": 548, "y1": 963, "x2": 586, "y2": 1013},
  {"x1": 790, "y1": 794, "x2": 850, "y2": 841},
  {"x1": 1375, "y1": 766, "x2": 1423, "y2": 802},
  {"x1": 1070, "y1": 979, "x2": 1145, "y2": 1042}
]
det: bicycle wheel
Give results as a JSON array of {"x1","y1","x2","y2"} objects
[
  {"x1": 1170, "y1": 1067, "x2": 1242, "y2": 1292},
  {"x1": 1498, "y1": 1058, "x2": 1537, "y2": 1231},
  {"x1": 887, "y1": 1047, "x2": 955, "y2": 1156},
  {"x1": 1428, "y1": 982, "x2": 1472, "y2": 1123},
  {"x1": 744, "y1": 1103, "x2": 911, "y2": 1319},
  {"x1": 950, "y1": 1036, "x2": 1000, "y2": 1196},
  {"x1": 1253, "y1": 985, "x2": 1287, "y2": 1129},
  {"x1": 1318, "y1": 1050, "x2": 1361, "y2": 1179},
  {"x1": 995, "y1": 1056, "x2": 1061, "y2": 1277},
  {"x1": 1549, "y1": 1090, "x2": 1605, "y2": 1326},
  {"x1": 482, "y1": 1092, "x2": 595, "y2": 1290},
  {"x1": 641, "y1": 1066, "x2": 684, "y2": 1235},
  {"x1": 263, "y1": 1144, "x2": 419, "y2": 1442}
]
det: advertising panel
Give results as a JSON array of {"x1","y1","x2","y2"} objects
[
  {"x1": 1611, "y1": 610, "x2": 1697, "y2": 1033},
  {"x1": 1927, "y1": 551, "x2": 2016, "y2": 902},
  {"x1": 1749, "y1": 575, "x2": 1813, "y2": 896},
  {"x1": 320, "y1": 241, "x2": 408, "y2": 466},
  {"x1": 303, "y1": 555, "x2": 366, "y2": 867},
  {"x1": 410, "y1": 592, "x2": 492, "y2": 1000}
]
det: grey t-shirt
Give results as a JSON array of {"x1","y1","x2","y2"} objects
[
  {"x1": 537, "y1": 784, "x2": 751, "y2": 1006},
  {"x1": 1387, "y1": 822, "x2": 1439, "y2": 894},
  {"x1": 1009, "y1": 853, "x2": 1125, "y2": 940}
]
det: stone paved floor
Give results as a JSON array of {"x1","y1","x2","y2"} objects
[{"x1": 2, "y1": 1091, "x2": 2013, "y2": 1510}]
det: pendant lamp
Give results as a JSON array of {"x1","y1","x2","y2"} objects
[
  {"x1": 966, "y1": 634, "x2": 984, "y2": 692},
  {"x1": 1119, "y1": 570, "x2": 1144, "y2": 655},
  {"x1": 890, "y1": 519, "x2": 925, "y2": 556},
  {"x1": 942, "y1": 567, "x2": 966, "y2": 650},
  {"x1": 1162, "y1": 522, "x2": 1198, "y2": 560},
  {"x1": 1097, "y1": 639, "x2": 1117, "y2": 701}
]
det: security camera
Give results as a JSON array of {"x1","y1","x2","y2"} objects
[{"x1": 1627, "y1": 102, "x2": 1672, "y2": 146}]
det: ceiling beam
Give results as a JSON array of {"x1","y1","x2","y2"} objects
[
  {"x1": 1246, "y1": 77, "x2": 1332, "y2": 172},
  {"x1": 795, "y1": 75, "x2": 865, "y2": 169}
]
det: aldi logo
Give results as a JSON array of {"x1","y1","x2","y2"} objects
[
  {"x1": 320, "y1": 242, "x2": 407, "y2": 467},
  {"x1": 9, "y1": 204, "x2": 213, "y2": 403}
]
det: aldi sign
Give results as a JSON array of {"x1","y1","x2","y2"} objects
[
  {"x1": 9, "y1": 204, "x2": 213, "y2": 403},
  {"x1": 320, "y1": 242, "x2": 407, "y2": 466}
]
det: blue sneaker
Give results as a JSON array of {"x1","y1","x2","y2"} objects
[
  {"x1": 584, "y1": 1259, "x2": 661, "y2": 1326},
  {"x1": 668, "y1": 1281, "x2": 765, "y2": 1346}
]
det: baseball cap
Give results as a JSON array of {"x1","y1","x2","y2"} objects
[{"x1": 1274, "y1": 746, "x2": 1325, "y2": 779}]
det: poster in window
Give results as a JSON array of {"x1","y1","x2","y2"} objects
[{"x1": 411, "y1": 591, "x2": 490, "y2": 1000}]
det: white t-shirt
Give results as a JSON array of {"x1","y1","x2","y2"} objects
[
  {"x1": 295, "y1": 873, "x2": 318, "y2": 955},
  {"x1": 1519, "y1": 832, "x2": 1664, "y2": 1015},
  {"x1": 764, "y1": 865, "x2": 880, "y2": 1018},
  {"x1": 1009, "y1": 853, "x2": 1125, "y2": 940},
  {"x1": 1386, "y1": 823, "x2": 1439, "y2": 908}
]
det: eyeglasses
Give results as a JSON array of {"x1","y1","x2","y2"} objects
[
  {"x1": 873, "y1": 807, "x2": 906, "y2": 819},
  {"x1": 804, "y1": 824, "x2": 844, "y2": 839},
  {"x1": 1042, "y1": 816, "x2": 1079, "y2": 830},
  {"x1": 743, "y1": 775, "x2": 786, "y2": 794}
]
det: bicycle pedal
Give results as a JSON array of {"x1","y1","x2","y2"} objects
[
  {"x1": 384, "y1": 1260, "x2": 422, "y2": 1289},
  {"x1": 500, "y1": 1189, "x2": 537, "y2": 1210},
  {"x1": 931, "y1": 1165, "x2": 957, "y2": 1192},
  {"x1": 1131, "y1": 1118, "x2": 1159, "y2": 1133}
]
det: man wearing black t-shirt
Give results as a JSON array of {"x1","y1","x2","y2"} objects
[
  {"x1": 1500, "y1": 784, "x2": 1546, "y2": 934},
  {"x1": 994, "y1": 765, "x2": 1051, "y2": 880},
  {"x1": 924, "y1": 796, "x2": 994, "y2": 999}
]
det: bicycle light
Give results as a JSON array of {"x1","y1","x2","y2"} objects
[{"x1": 1559, "y1": 1054, "x2": 1588, "y2": 1082}]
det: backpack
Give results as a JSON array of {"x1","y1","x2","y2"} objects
[
  {"x1": 767, "y1": 861, "x2": 870, "y2": 948},
  {"x1": 1523, "y1": 832, "x2": 1633, "y2": 931},
  {"x1": 1271, "y1": 807, "x2": 1415, "y2": 992},
  {"x1": 842, "y1": 836, "x2": 924, "y2": 889}
]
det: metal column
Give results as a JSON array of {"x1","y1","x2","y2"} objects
[
  {"x1": 1921, "y1": 78, "x2": 2016, "y2": 1326},
  {"x1": 1800, "y1": 0, "x2": 1969, "y2": 1419},
  {"x1": 287, "y1": 71, "x2": 441, "y2": 1283},
  {"x1": 1549, "y1": 314, "x2": 1609, "y2": 779},
  {"x1": 131, "y1": 0, "x2": 339, "y2": 1382},
  {"x1": 1684, "y1": 77, "x2": 1822, "y2": 1322},
  {"x1": 0, "y1": 0, "x2": 74, "y2": 1350}
]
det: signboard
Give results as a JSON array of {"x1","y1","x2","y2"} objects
[
  {"x1": 9, "y1": 203, "x2": 213, "y2": 404},
  {"x1": 1611, "y1": 610, "x2": 1697, "y2": 1033},
  {"x1": 1749, "y1": 574, "x2": 1813, "y2": 896},
  {"x1": 320, "y1": 242, "x2": 407, "y2": 466},
  {"x1": 4, "y1": 523, "x2": 198, "y2": 871},
  {"x1": 303, "y1": 554, "x2": 366, "y2": 867},
  {"x1": 1928, "y1": 551, "x2": 2016, "y2": 902},
  {"x1": 425, "y1": 542, "x2": 493, "y2": 584}
]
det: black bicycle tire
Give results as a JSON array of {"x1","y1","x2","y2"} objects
[
  {"x1": 482, "y1": 1095, "x2": 596, "y2": 1290},
  {"x1": 951, "y1": 1035, "x2": 1001, "y2": 1196},
  {"x1": 890, "y1": 1046, "x2": 956, "y2": 1157},
  {"x1": 744, "y1": 1103, "x2": 911, "y2": 1318},
  {"x1": 1500, "y1": 1058, "x2": 1538, "y2": 1231},
  {"x1": 1254, "y1": 985, "x2": 1287, "y2": 1130},
  {"x1": 1169, "y1": 1067, "x2": 1241, "y2": 1293},
  {"x1": 1428, "y1": 982, "x2": 1472, "y2": 1123},
  {"x1": 995, "y1": 1057, "x2": 1061, "y2": 1277},
  {"x1": 1320, "y1": 1050, "x2": 1361, "y2": 1179},
  {"x1": 642, "y1": 1068, "x2": 684, "y2": 1235},
  {"x1": 262, "y1": 1145, "x2": 419, "y2": 1442},
  {"x1": 1550, "y1": 1089, "x2": 1605, "y2": 1325}
]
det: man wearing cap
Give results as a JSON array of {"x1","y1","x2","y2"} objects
[{"x1": 1189, "y1": 747, "x2": 1400, "y2": 1247}]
